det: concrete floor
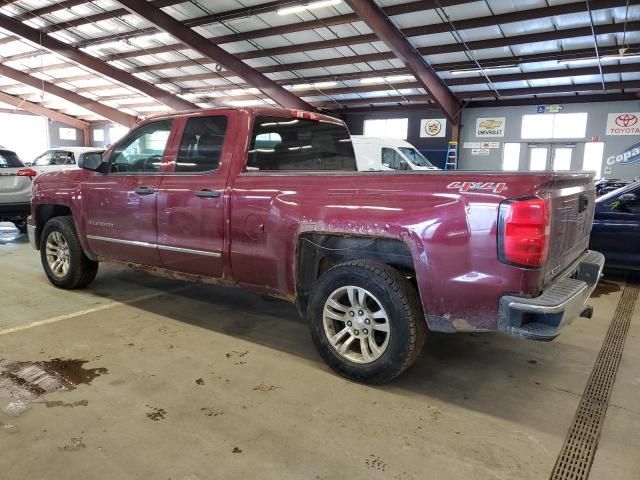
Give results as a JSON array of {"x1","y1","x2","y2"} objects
[{"x1": 1, "y1": 235, "x2": 639, "y2": 480}]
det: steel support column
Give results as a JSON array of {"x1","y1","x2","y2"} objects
[
  {"x1": 116, "y1": 0, "x2": 314, "y2": 111},
  {"x1": 345, "y1": 0, "x2": 460, "y2": 123}
]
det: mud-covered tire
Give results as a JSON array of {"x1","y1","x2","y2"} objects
[
  {"x1": 40, "y1": 216, "x2": 98, "y2": 289},
  {"x1": 307, "y1": 260, "x2": 426, "y2": 384}
]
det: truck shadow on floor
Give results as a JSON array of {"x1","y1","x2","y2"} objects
[{"x1": 78, "y1": 266, "x2": 629, "y2": 432}]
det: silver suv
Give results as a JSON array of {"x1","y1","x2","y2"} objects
[{"x1": 0, "y1": 148, "x2": 36, "y2": 229}]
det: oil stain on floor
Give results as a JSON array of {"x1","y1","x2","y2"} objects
[{"x1": 0, "y1": 358, "x2": 107, "y2": 417}]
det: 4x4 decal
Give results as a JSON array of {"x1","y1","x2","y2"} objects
[{"x1": 447, "y1": 181, "x2": 508, "y2": 194}]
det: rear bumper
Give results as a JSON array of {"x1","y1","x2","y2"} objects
[
  {"x1": 0, "y1": 202, "x2": 30, "y2": 218},
  {"x1": 498, "y1": 250, "x2": 605, "y2": 341}
]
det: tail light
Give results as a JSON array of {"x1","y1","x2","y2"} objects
[
  {"x1": 498, "y1": 197, "x2": 550, "y2": 268},
  {"x1": 17, "y1": 168, "x2": 38, "y2": 179},
  {"x1": 291, "y1": 110, "x2": 320, "y2": 121}
]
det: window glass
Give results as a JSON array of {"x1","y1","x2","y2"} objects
[
  {"x1": 398, "y1": 147, "x2": 434, "y2": 167},
  {"x1": 33, "y1": 150, "x2": 75, "y2": 166},
  {"x1": 552, "y1": 148, "x2": 572, "y2": 171},
  {"x1": 583, "y1": 142, "x2": 604, "y2": 179},
  {"x1": 522, "y1": 115, "x2": 553, "y2": 139},
  {"x1": 110, "y1": 120, "x2": 172, "y2": 173},
  {"x1": 364, "y1": 118, "x2": 408, "y2": 139},
  {"x1": 0, "y1": 150, "x2": 24, "y2": 168},
  {"x1": 522, "y1": 113, "x2": 588, "y2": 139},
  {"x1": 381, "y1": 147, "x2": 406, "y2": 170},
  {"x1": 502, "y1": 143, "x2": 520, "y2": 171},
  {"x1": 247, "y1": 116, "x2": 355, "y2": 171},
  {"x1": 529, "y1": 147, "x2": 548, "y2": 171},
  {"x1": 175, "y1": 116, "x2": 228, "y2": 173}
]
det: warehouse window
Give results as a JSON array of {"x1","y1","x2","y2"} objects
[
  {"x1": 552, "y1": 147, "x2": 572, "y2": 171},
  {"x1": 502, "y1": 143, "x2": 521, "y2": 170},
  {"x1": 521, "y1": 113, "x2": 588, "y2": 139},
  {"x1": 583, "y1": 142, "x2": 604, "y2": 179},
  {"x1": 363, "y1": 118, "x2": 408, "y2": 140}
]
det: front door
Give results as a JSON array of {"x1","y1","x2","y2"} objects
[
  {"x1": 83, "y1": 120, "x2": 175, "y2": 266},
  {"x1": 591, "y1": 184, "x2": 640, "y2": 266},
  {"x1": 156, "y1": 113, "x2": 235, "y2": 277}
]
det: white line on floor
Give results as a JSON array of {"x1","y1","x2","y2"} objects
[{"x1": 0, "y1": 285, "x2": 193, "y2": 336}]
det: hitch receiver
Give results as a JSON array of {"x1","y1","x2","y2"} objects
[{"x1": 580, "y1": 305, "x2": 594, "y2": 319}]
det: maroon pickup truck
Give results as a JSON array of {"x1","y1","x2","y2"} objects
[{"x1": 28, "y1": 107, "x2": 604, "y2": 383}]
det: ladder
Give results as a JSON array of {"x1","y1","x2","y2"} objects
[{"x1": 445, "y1": 141, "x2": 458, "y2": 170}]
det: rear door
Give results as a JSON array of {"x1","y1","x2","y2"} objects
[
  {"x1": 156, "y1": 112, "x2": 236, "y2": 277},
  {"x1": 83, "y1": 120, "x2": 175, "y2": 266}
]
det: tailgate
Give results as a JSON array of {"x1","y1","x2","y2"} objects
[{"x1": 543, "y1": 172, "x2": 596, "y2": 285}]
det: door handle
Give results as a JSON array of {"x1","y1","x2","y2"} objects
[
  {"x1": 195, "y1": 189, "x2": 221, "y2": 198},
  {"x1": 134, "y1": 187, "x2": 155, "y2": 195}
]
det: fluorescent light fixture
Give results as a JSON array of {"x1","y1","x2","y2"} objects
[
  {"x1": 278, "y1": 0, "x2": 342, "y2": 15},
  {"x1": 360, "y1": 75, "x2": 414, "y2": 84},
  {"x1": 450, "y1": 65, "x2": 518, "y2": 75},
  {"x1": 558, "y1": 54, "x2": 640, "y2": 66},
  {"x1": 291, "y1": 81, "x2": 337, "y2": 90}
]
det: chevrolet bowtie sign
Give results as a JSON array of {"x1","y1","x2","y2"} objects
[{"x1": 475, "y1": 117, "x2": 505, "y2": 137}]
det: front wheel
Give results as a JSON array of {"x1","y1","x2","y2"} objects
[
  {"x1": 40, "y1": 216, "x2": 98, "y2": 289},
  {"x1": 307, "y1": 260, "x2": 426, "y2": 384}
]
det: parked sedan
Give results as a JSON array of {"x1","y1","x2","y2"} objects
[
  {"x1": 0, "y1": 147, "x2": 37, "y2": 229},
  {"x1": 29, "y1": 147, "x2": 104, "y2": 173},
  {"x1": 589, "y1": 181, "x2": 640, "y2": 269}
]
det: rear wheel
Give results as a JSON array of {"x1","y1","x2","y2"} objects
[
  {"x1": 307, "y1": 260, "x2": 426, "y2": 384},
  {"x1": 40, "y1": 216, "x2": 98, "y2": 289}
]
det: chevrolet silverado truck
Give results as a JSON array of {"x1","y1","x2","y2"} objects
[{"x1": 28, "y1": 107, "x2": 604, "y2": 383}]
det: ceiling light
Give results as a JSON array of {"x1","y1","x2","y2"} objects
[
  {"x1": 360, "y1": 77, "x2": 384, "y2": 84},
  {"x1": 278, "y1": 0, "x2": 342, "y2": 16},
  {"x1": 291, "y1": 81, "x2": 337, "y2": 90},
  {"x1": 450, "y1": 65, "x2": 518, "y2": 75},
  {"x1": 557, "y1": 54, "x2": 640, "y2": 66}
]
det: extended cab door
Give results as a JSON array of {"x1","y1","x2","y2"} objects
[
  {"x1": 156, "y1": 112, "x2": 236, "y2": 277},
  {"x1": 82, "y1": 120, "x2": 175, "y2": 266}
]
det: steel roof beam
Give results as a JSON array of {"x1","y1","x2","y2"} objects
[
  {"x1": 0, "y1": 90, "x2": 88, "y2": 129},
  {"x1": 0, "y1": 63, "x2": 138, "y2": 126},
  {"x1": 0, "y1": 12, "x2": 197, "y2": 112},
  {"x1": 115, "y1": 0, "x2": 313, "y2": 111},
  {"x1": 90, "y1": 0, "x2": 624, "y2": 65},
  {"x1": 78, "y1": 0, "x2": 471, "y2": 50},
  {"x1": 345, "y1": 0, "x2": 459, "y2": 122},
  {"x1": 313, "y1": 80, "x2": 640, "y2": 108}
]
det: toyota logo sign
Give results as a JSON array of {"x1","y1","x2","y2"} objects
[
  {"x1": 607, "y1": 112, "x2": 640, "y2": 135},
  {"x1": 615, "y1": 113, "x2": 638, "y2": 128}
]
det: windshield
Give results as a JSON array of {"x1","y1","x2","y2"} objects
[
  {"x1": 398, "y1": 147, "x2": 434, "y2": 167},
  {"x1": 597, "y1": 181, "x2": 640, "y2": 204},
  {"x1": 0, "y1": 150, "x2": 24, "y2": 168},
  {"x1": 34, "y1": 150, "x2": 75, "y2": 166}
]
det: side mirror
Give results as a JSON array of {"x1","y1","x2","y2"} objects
[
  {"x1": 619, "y1": 193, "x2": 638, "y2": 204},
  {"x1": 79, "y1": 153, "x2": 108, "y2": 173}
]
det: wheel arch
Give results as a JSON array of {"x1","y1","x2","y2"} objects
[
  {"x1": 295, "y1": 232, "x2": 418, "y2": 316},
  {"x1": 34, "y1": 204, "x2": 95, "y2": 260}
]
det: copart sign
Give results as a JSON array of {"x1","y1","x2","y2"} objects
[
  {"x1": 604, "y1": 141, "x2": 640, "y2": 174},
  {"x1": 606, "y1": 112, "x2": 640, "y2": 136}
]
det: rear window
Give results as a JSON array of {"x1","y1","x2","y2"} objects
[
  {"x1": 0, "y1": 150, "x2": 24, "y2": 168},
  {"x1": 247, "y1": 116, "x2": 356, "y2": 171},
  {"x1": 34, "y1": 150, "x2": 75, "y2": 166}
]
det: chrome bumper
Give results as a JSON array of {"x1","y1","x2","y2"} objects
[
  {"x1": 498, "y1": 250, "x2": 605, "y2": 341},
  {"x1": 27, "y1": 216, "x2": 37, "y2": 250}
]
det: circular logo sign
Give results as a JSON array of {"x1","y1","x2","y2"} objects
[
  {"x1": 425, "y1": 119, "x2": 442, "y2": 136},
  {"x1": 615, "y1": 113, "x2": 638, "y2": 128}
]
